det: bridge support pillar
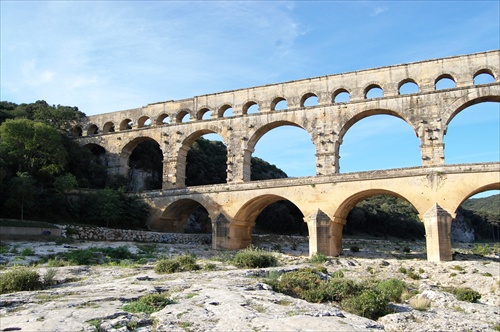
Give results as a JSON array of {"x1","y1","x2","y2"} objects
[
  {"x1": 424, "y1": 204, "x2": 453, "y2": 261},
  {"x1": 212, "y1": 213, "x2": 252, "y2": 250},
  {"x1": 307, "y1": 210, "x2": 344, "y2": 257}
]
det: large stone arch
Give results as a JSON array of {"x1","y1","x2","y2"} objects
[
  {"x1": 337, "y1": 108, "x2": 420, "y2": 171},
  {"x1": 442, "y1": 94, "x2": 500, "y2": 130},
  {"x1": 243, "y1": 120, "x2": 315, "y2": 181},
  {"x1": 223, "y1": 194, "x2": 305, "y2": 249},
  {"x1": 153, "y1": 198, "x2": 212, "y2": 233},
  {"x1": 173, "y1": 127, "x2": 229, "y2": 187}
]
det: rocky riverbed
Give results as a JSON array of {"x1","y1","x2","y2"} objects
[{"x1": 0, "y1": 236, "x2": 499, "y2": 332}]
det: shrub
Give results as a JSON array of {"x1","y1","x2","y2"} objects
[
  {"x1": 446, "y1": 287, "x2": 481, "y2": 303},
  {"x1": 154, "y1": 255, "x2": 200, "y2": 274},
  {"x1": 350, "y1": 246, "x2": 360, "y2": 253},
  {"x1": 0, "y1": 267, "x2": 43, "y2": 294},
  {"x1": 322, "y1": 278, "x2": 360, "y2": 302},
  {"x1": 20, "y1": 247, "x2": 35, "y2": 257},
  {"x1": 123, "y1": 293, "x2": 174, "y2": 314},
  {"x1": 377, "y1": 278, "x2": 407, "y2": 303},
  {"x1": 309, "y1": 252, "x2": 328, "y2": 264},
  {"x1": 232, "y1": 247, "x2": 278, "y2": 268},
  {"x1": 341, "y1": 289, "x2": 392, "y2": 320},
  {"x1": 62, "y1": 246, "x2": 136, "y2": 265}
]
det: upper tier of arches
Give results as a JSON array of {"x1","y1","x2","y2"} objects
[{"x1": 72, "y1": 51, "x2": 499, "y2": 136}]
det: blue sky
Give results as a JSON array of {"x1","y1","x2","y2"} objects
[{"x1": 1, "y1": 1, "x2": 499, "y2": 197}]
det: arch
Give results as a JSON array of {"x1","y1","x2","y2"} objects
[
  {"x1": 178, "y1": 127, "x2": 227, "y2": 187},
  {"x1": 364, "y1": 83, "x2": 384, "y2": 99},
  {"x1": 233, "y1": 194, "x2": 302, "y2": 228},
  {"x1": 243, "y1": 101, "x2": 259, "y2": 115},
  {"x1": 271, "y1": 97, "x2": 288, "y2": 111},
  {"x1": 196, "y1": 107, "x2": 212, "y2": 120},
  {"x1": 156, "y1": 113, "x2": 170, "y2": 125},
  {"x1": 473, "y1": 69, "x2": 496, "y2": 85},
  {"x1": 338, "y1": 109, "x2": 420, "y2": 172},
  {"x1": 159, "y1": 199, "x2": 212, "y2": 233},
  {"x1": 176, "y1": 109, "x2": 192, "y2": 123},
  {"x1": 334, "y1": 189, "x2": 421, "y2": 223},
  {"x1": 121, "y1": 136, "x2": 162, "y2": 164},
  {"x1": 435, "y1": 74, "x2": 456, "y2": 90},
  {"x1": 119, "y1": 118, "x2": 133, "y2": 131},
  {"x1": 333, "y1": 88, "x2": 351, "y2": 103},
  {"x1": 398, "y1": 79, "x2": 419, "y2": 95},
  {"x1": 128, "y1": 138, "x2": 163, "y2": 192},
  {"x1": 137, "y1": 116, "x2": 152, "y2": 128},
  {"x1": 71, "y1": 126, "x2": 82, "y2": 137},
  {"x1": 443, "y1": 96, "x2": 500, "y2": 128},
  {"x1": 103, "y1": 121, "x2": 115, "y2": 133},
  {"x1": 87, "y1": 124, "x2": 99, "y2": 136},
  {"x1": 300, "y1": 92, "x2": 319, "y2": 107},
  {"x1": 454, "y1": 184, "x2": 500, "y2": 212},
  {"x1": 217, "y1": 104, "x2": 234, "y2": 118}
]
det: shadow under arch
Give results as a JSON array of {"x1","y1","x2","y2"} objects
[
  {"x1": 229, "y1": 194, "x2": 306, "y2": 248},
  {"x1": 155, "y1": 198, "x2": 212, "y2": 233}
]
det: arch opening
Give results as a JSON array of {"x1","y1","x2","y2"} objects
[
  {"x1": 158, "y1": 199, "x2": 212, "y2": 234},
  {"x1": 244, "y1": 102, "x2": 259, "y2": 115},
  {"x1": 435, "y1": 76, "x2": 456, "y2": 90},
  {"x1": 103, "y1": 121, "x2": 115, "y2": 133},
  {"x1": 197, "y1": 108, "x2": 212, "y2": 120},
  {"x1": 399, "y1": 81, "x2": 419, "y2": 95},
  {"x1": 81, "y1": 143, "x2": 107, "y2": 189},
  {"x1": 474, "y1": 72, "x2": 495, "y2": 85},
  {"x1": 333, "y1": 90, "x2": 351, "y2": 103},
  {"x1": 218, "y1": 105, "x2": 234, "y2": 118},
  {"x1": 125, "y1": 138, "x2": 163, "y2": 192},
  {"x1": 250, "y1": 124, "x2": 316, "y2": 180},
  {"x1": 179, "y1": 111, "x2": 191, "y2": 123},
  {"x1": 157, "y1": 114, "x2": 170, "y2": 125},
  {"x1": 339, "y1": 113, "x2": 421, "y2": 173},
  {"x1": 301, "y1": 93, "x2": 318, "y2": 107},
  {"x1": 87, "y1": 124, "x2": 99, "y2": 136},
  {"x1": 120, "y1": 119, "x2": 133, "y2": 131},
  {"x1": 455, "y1": 190, "x2": 500, "y2": 243},
  {"x1": 365, "y1": 85, "x2": 384, "y2": 99},
  {"x1": 271, "y1": 97, "x2": 288, "y2": 111},
  {"x1": 342, "y1": 193, "x2": 424, "y2": 241},
  {"x1": 185, "y1": 132, "x2": 227, "y2": 187},
  {"x1": 444, "y1": 101, "x2": 500, "y2": 164},
  {"x1": 138, "y1": 116, "x2": 151, "y2": 128},
  {"x1": 71, "y1": 126, "x2": 83, "y2": 137}
]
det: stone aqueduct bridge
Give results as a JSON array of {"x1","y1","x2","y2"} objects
[{"x1": 74, "y1": 50, "x2": 500, "y2": 261}]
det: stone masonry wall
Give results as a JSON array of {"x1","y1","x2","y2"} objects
[{"x1": 57, "y1": 224, "x2": 211, "y2": 245}]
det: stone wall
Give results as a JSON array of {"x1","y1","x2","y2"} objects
[{"x1": 58, "y1": 224, "x2": 211, "y2": 245}]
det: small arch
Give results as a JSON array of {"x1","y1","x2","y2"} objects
[
  {"x1": 119, "y1": 119, "x2": 133, "y2": 131},
  {"x1": 103, "y1": 121, "x2": 115, "y2": 133},
  {"x1": 87, "y1": 124, "x2": 99, "y2": 136},
  {"x1": 243, "y1": 101, "x2": 259, "y2": 115},
  {"x1": 435, "y1": 74, "x2": 456, "y2": 90},
  {"x1": 364, "y1": 84, "x2": 384, "y2": 99},
  {"x1": 71, "y1": 126, "x2": 82, "y2": 137},
  {"x1": 333, "y1": 89, "x2": 351, "y2": 103},
  {"x1": 271, "y1": 97, "x2": 288, "y2": 111},
  {"x1": 218, "y1": 104, "x2": 234, "y2": 118},
  {"x1": 473, "y1": 70, "x2": 495, "y2": 85},
  {"x1": 300, "y1": 92, "x2": 319, "y2": 107},
  {"x1": 197, "y1": 108, "x2": 212, "y2": 120},
  {"x1": 398, "y1": 79, "x2": 419, "y2": 95},
  {"x1": 137, "y1": 116, "x2": 152, "y2": 128},
  {"x1": 156, "y1": 114, "x2": 171, "y2": 125},
  {"x1": 176, "y1": 109, "x2": 191, "y2": 123}
]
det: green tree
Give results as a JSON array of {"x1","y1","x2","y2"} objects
[
  {"x1": 5, "y1": 173, "x2": 36, "y2": 220},
  {"x1": 0, "y1": 118, "x2": 67, "y2": 178}
]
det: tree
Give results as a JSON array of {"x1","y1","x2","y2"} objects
[
  {"x1": 0, "y1": 118, "x2": 67, "y2": 178},
  {"x1": 5, "y1": 173, "x2": 36, "y2": 221}
]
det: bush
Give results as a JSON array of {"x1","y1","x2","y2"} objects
[
  {"x1": 62, "y1": 246, "x2": 136, "y2": 265},
  {"x1": 232, "y1": 247, "x2": 278, "y2": 268},
  {"x1": 445, "y1": 287, "x2": 481, "y2": 303},
  {"x1": 309, "y1": 252, "x2": 329, "y2": 264},
  {"x1": 376, "y1": 278, "x2": 407, "y2": 303},
  {"x1": 123, "y1": 293, "x2": 174, "y2": 314},
  {"x1": 350, "y1": 246, "x2": 360, "y2": 253},
  {"x1": 340, "y1": 289, "x2": 392, "y2": 320},
  {"x1": 0, "y1": 267, "x2": 43, "y2": 294},
  {"x1": 154, "y1": 255, "x2": 200, "y2": 274},
  {"x1": 409, "y1": 296, "x2": 431, "y2": 311}
]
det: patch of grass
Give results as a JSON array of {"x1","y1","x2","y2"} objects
[
  {"x1": 62, "y1": 246, "x2": 136, "y2": 265},
  {"x1": 232, "y1": 246, "x2": 278, "y2": 268},
  {"x1": 0, "y1": 267, "x2": 43, "y2": 294},
  {"x1": 409, "y1": 296, "x2": 431, "y2": 311},
  {"x1": 20, "y1": 247, "x2": 35, "y2": 257},
  {"x1": 309, "y1": 252, "x2": 329, "y2": 264},
  {"x1": 155, "y1": 254, "x2": 200, "y2": 274},
  {"x1": 86, "y1": 318, "x2": 102, "y2": 331},
  {"x1": 123, "y1": 293, "x2": 174, "y2": 314}
]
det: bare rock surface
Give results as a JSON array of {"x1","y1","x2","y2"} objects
[{"x1": 0, "y1": 236, "x2": 499, "y2": 332}]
